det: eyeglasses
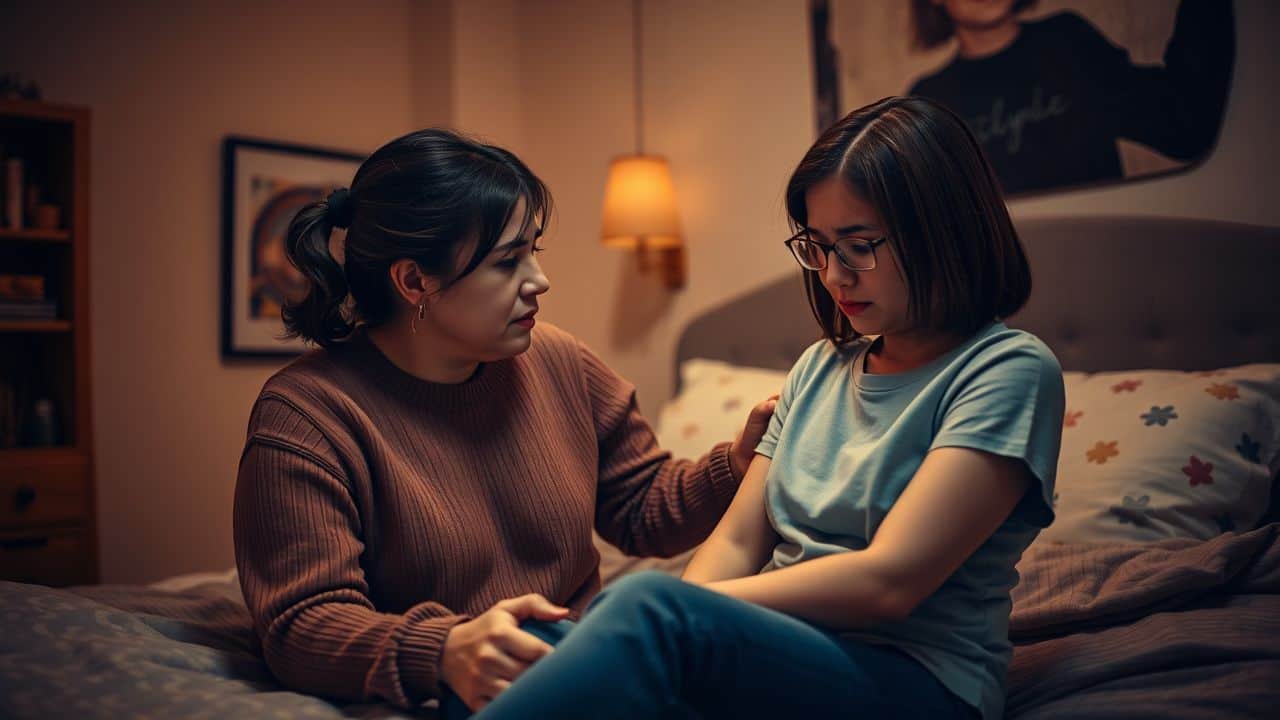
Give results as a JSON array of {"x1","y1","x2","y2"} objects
[{"x1": 784, "y1": 231, "x2": 888, "y2": 272}]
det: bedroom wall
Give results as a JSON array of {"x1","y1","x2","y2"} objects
[
  {"x1": 0, "y1": 0, "x2": 446, "y2": 583},
  {"x1": 1, "y1": 0, "x2": 1274, "y2": 584},
  {"x1": 450, "y1": 0, "x2": 816, "y2": 425}
]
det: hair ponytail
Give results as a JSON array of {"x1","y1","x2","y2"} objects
[
  {"x1": 281, "y1": 199, "x2": 354, "y2": 347},
  {"x1": 277, "y1": 129, "x2": 552, "y2": 350}
]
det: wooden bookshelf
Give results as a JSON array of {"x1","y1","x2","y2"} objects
[
  {"x1": 0, "y1": 320, "x2": 72, "y2": 333},
  {"x1": 0, "y1": 98, "x2": 96, "y2": 586},
  {"x1": 0, "y1": 228, "x2": 71, "y2": 243}
]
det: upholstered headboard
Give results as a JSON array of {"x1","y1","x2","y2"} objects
[{"x1": 674, "y1": 216, "x2": 1280, "y2": 393}]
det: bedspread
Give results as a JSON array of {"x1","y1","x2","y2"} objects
[{"x1": 1006, "y1": 524, "x2": 1280, "y2": 719}]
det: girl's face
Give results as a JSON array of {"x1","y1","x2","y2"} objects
[
  {"x1": 804, "y1": 176, "x2": 913, "y2": 338},
  {"x1": 934, "y1": 0, "x2": 1018, "y2": 30},
  {"x1": 420, "y1": 196, "x2": 550, "y2": 363}
]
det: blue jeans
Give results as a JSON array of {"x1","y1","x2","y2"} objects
[{"x1": 445, "y1": 571, "x2": 975, "y2": 720}]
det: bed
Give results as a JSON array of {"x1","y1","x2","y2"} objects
[{"x1": 2, "y1": 215, "x2": 1278, "y2": 718}]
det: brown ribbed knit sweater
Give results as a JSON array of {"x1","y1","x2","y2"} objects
[{"x1": 232, "y1": 323, "x2": 738, "y2": 709}]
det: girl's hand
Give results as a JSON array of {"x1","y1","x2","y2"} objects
[
  {"x1": 440, "y1": 594, "x2": 570, "y2": 711},
  {"x1": 729, "y1": 395, "x2": 779, "y2": 480}
]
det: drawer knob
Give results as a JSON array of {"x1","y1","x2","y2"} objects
[{"x1": 13, "y1": 484, "x2": 36, "y2": 512}]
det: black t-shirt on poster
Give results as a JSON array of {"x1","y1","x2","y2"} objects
[{"x1": 908, "y1": 1, "x2": 1233, "y2": 195}]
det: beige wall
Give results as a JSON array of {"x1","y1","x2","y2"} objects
[
  {"x1": 1, "y1": 0, "x2": 1275, "y2": 583},
  {"x1": 0, "y1": 0, "x2": 444, "y2": 583},
  {"x1": 450, "y1": 0, "x2": 816, "y2": 422}
]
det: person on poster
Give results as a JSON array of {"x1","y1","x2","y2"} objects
[{"x1": 907, "y1": 0, "x2": 1234, "y2": 195}]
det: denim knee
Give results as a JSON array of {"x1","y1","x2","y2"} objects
[
  {"x1": 583, "y1": 570, "x2": 698, "y2": 654},
  {"x1": 597, "y1": 569, "x2": 683, "y2": 600},
  {"x1": 588, "y1": 569, "x2": 690, "y2": 614}
]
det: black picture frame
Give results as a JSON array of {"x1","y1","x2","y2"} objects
[{"x1": 220, "y1": 136, "x2": 363, "y2": 358}]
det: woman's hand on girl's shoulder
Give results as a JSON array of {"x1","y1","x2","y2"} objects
[
  {"x1": 729, "y1": 395, "x2": 779, "y2": 480},
  {"x1": 440, "y1": 594, "x2": 569, "y2": 711}
]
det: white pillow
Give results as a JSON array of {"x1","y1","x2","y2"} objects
[
  {"x1": 655, "y1": 358, "x2": 790, "y2": 459},
  {"x1": 1041, "y1": 364, "x2": 1280, "y2": 544}
]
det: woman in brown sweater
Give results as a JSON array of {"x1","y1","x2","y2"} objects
[{"x1": 232, "y1": 128, "x2": 772, "y2": 712}]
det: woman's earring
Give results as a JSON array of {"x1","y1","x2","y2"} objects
[{"x1": 411, "y1": 302, "x2": 425, "y2": 335}]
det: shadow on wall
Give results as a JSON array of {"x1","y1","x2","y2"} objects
[{"x1": 608, "y1": 254, "x2": 674, "y2": 350}]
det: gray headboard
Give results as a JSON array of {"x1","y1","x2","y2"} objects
[{"x1": 675, "y1": 216, "x2": 1280, "y2": 394}]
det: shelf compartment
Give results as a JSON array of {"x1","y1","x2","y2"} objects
[
  {"x1": 0, "y1": 228, "x2": 71, "y2": 244},
  {"x1": 0, "y1": 320, "x2": 71, "y2": 332}
]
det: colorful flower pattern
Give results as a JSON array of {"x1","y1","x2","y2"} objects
[
  {"x1": 1182, "y1": 455, "x2": 1214, "y2": 486},
  {"x1": 1086, "y1": 441, "x2": 1119, "y2": 464},
  {"x1": 1140, "y1": 405, "x2": 1178, "y2": 426},
  {"x1": 1236, "y1": 433, "x2": 1261, "y2": 463},
  {"x1": 1110, "y1": 494, "x2": 1152, "y2": 526},
  {"x1": 1049, "y1": 365, "x2": 1278, "y2": 544},
  {"x1": 1205, "y1": 383, "x2": 1240, "y2": 400}
]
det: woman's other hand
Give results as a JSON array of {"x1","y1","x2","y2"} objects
[
  {"x1": 440, "y1": 593, "x2": 570, "y2": 711},
  {"x1": 729, "y1": 395, "x2": 779, "y2": 480}
]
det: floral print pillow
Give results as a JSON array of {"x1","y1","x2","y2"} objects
[
  {"x1": 1040, "y1": 364, "x2": 1280, "y2": 544},
  {"x1": 655, "y1": 359, "x2": 789, "y2": 461}
]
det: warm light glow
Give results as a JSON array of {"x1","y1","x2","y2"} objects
[{"x1": 600, "y1": 155, "x2": 683, "y2": 249}]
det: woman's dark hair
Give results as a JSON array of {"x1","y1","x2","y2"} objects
[
  {"x1": 281, "y1": 128, "x2": 553, "y2": 347},
  {"x1": 911, "y1": 0, "x2": 1037, "y2": 50},
  {"x1": 784, "y1": 95, "x2": 1030, "y2": 348}
]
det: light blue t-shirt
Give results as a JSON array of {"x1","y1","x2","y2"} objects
[{"x1": 755, "y1": 322, "x2": 1064, "y2": 720}]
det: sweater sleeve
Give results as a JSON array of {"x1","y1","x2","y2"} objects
[
  {"x1": 578, "y1": 341, "x2": 740, "y2": 557},
  {"x1": 1074, "y1": 3, "x2": 1233, "y2": 160},
  {"x1": 233, "y1": 402, "x2": 469, "y2": 709}
]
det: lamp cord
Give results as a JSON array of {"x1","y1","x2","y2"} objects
[{"x1": 633, "y1": 0, "x2": 644, "y2": 155}]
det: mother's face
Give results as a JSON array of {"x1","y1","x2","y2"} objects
[{"x1": 421, "y1": 197, "x2": 551, "y2": 363}]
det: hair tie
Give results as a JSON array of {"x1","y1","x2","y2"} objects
[{"x1": 325, "y1": 188, "x2": 355, "y2": 229}]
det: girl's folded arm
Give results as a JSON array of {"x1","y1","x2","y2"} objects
[
  {"x1": 683, "y1": 454, "x2": 779, "y2": 585},
  {"x1": 705, "y1": 446, "x2": 1032, "y2": 630}
]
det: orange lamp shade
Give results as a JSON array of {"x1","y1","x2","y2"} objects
[{"x1": 600, "y1": 154, "x2": 683, "y2": 249}]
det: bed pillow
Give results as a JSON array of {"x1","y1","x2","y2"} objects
[
  {"x1": 1039, "y1": 364, "x2": 1280, "y2": 544},
  {"x1": 655, "y1": 358, "x2": 790, "y2": 460}
]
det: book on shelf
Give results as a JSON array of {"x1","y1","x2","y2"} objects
[
  {"x1": 2, "y1": 152, "x2": 22, "y2": 230},
  {"x1": 0, "y1": 274, "x2": 46, "y2": 300},
  {"x1": 0, "y1": 375, "x2": 16, "y2": 448},
  {"x1": 0, "y1": 299, "x2": 57, "y2": 320}
]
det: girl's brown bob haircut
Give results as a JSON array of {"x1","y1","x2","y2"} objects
[{"x1": 785, "y1": 95, "x2": 1031, "y2": 348}]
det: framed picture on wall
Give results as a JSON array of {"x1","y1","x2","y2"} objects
[
  {"x1": 221, "y1": 136, "x2": 363, "y2": 358},
  {"x1": 809, "y1": 0, "x2": 1234, "y2": 198}
]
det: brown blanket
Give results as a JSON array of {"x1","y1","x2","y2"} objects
[{"x1": 1006, "y1": 524, "x2": 1280, "y2": 719}]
